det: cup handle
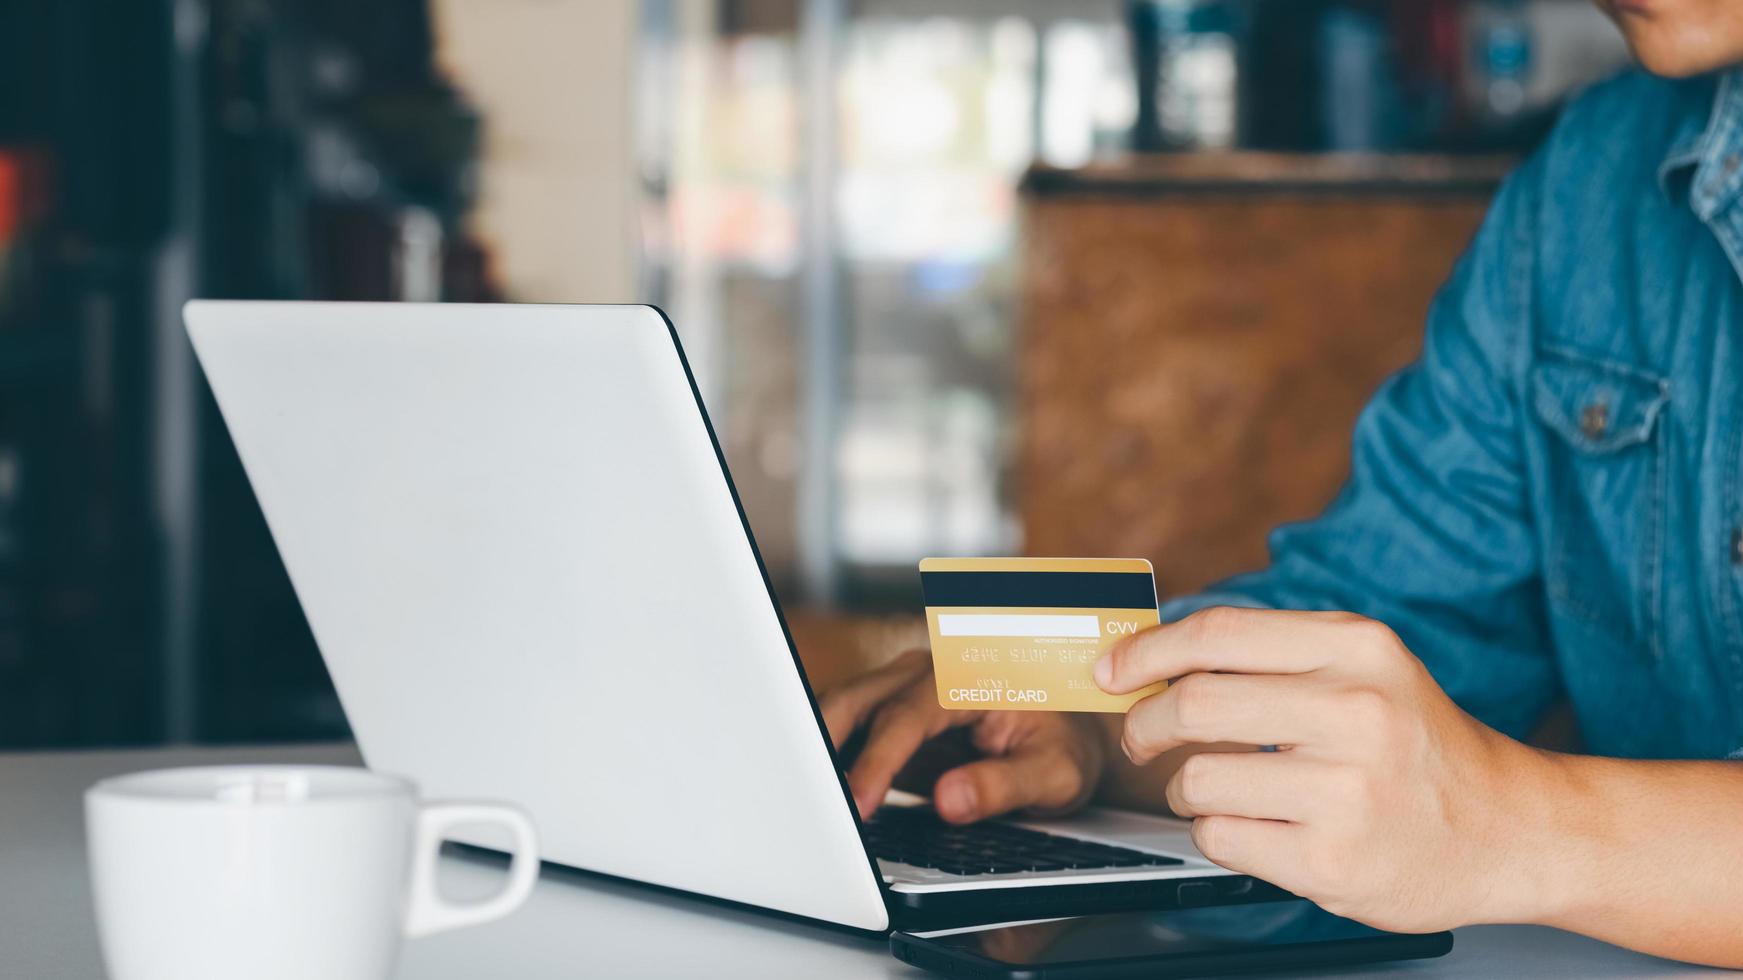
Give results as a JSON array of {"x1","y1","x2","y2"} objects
[{"x1": 404, "y1": 802, "x2": 541, "y2": 938}]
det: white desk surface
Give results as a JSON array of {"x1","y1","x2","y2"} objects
[{"x1": 0, "y1": 744, "x2": 1728, "y2": 979}]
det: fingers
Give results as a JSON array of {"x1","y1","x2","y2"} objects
[
  {"x1": 933, "y1": 739, "x2": 1092, "y2": 824},
  {"x1": 1189, "y1": 815, "x2": 1300, "y2": 880},
  {"x1": 1121, "y1": 672, "x2": 1330, "y2": 763},
  {"x1": 1164, "y1": 751, "x2": 1335, "y2": 821},
  {"x1": 819, "y1": 648, "x2": 932, "y2": 748},
  {"x1": 1097, "y1": 607, "x2": 1393, "y2": 694},
  {"x1": 846, "y1": 696, "x2": 954, "y2": 819}
]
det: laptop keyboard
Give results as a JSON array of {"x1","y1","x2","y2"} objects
[{"x1": 865, "y1": 806, "x2": 1185, "y2": 876}]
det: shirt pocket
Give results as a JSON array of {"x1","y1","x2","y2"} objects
[{"x1": 1529, "y1": 346, "x2": 1671, "y2": 650}]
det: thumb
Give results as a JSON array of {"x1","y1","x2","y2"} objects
[{"x1": 933, "y1": 742, "x2": 1089, "y2": 825}]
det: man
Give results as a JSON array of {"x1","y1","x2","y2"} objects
[{"x1": 820, "y1": 1, "x2": 1743, "y2": 967}]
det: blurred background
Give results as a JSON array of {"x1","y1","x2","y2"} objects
[{"x1": 0, "y1": 0, "x2": 1627, "y2": 748}]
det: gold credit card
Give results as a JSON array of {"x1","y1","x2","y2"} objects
[{"x1": 920, "y1": 557, "x2": 1165, "y2": 713}]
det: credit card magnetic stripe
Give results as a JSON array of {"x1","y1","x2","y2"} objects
[{"x1": 918, "y1": 571, "x2": 1157, "y2": 610}]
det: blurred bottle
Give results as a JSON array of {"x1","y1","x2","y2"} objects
[
  {"x1": 1468, "y1": 0, "x2": 1533, "y2": 124},
  {"x1": 0, "y1": 149, "x2": 51, "y2": 331},
  {"x1": 1317, "y1": 2, "x2": 1404, "y2": 151},
  {"x1": 1242, "y1": 0, "x2": 1324, "y2": 151},
  {"x1": 1127, "y1": 0, "x2": 1242, "y2": 151},
  {"x1": 0, "y1": 150, "x2": 47, "y2": 682},
  {"x1": 1389, "y1": 0, "x2": 1464, "y2": 148},
  {"x1": 0, "y1": 153, "x2": 23, "y2": 328}
]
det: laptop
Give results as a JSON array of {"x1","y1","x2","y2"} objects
[{"x1": 183, "y1": 301, "x2": 1278, "y2": 935}]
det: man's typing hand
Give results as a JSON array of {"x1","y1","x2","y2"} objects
[{"x1": 820, "y1": 649, "x2": 1107, "y2": 824}]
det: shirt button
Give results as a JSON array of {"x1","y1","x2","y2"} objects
[
  {"x1": 1579, "y1": 401, "x2": 1610, "y2": 439},
  {"x1": 1725, "y1": 153, "x2": 1742, "y2": 177},
  {"x1": 1732, "y1": 528, "x2": 1743, "y2": 566}
]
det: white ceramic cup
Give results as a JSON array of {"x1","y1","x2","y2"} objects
[{"x1": 85, "y1": 765, "x2": 540, "y2": 980}]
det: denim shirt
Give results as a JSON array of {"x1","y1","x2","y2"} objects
[{"x1": 1161, "y1": 68, "x2": 1743, "y2": 761}]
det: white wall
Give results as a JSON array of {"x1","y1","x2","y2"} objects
[{"x1": 430, "y1": 0, "x2": 640, "y2": 303}]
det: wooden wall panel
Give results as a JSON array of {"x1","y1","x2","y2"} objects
[{"x1": 1018, "y1": 156, "x2": 1504, "y2": 601}]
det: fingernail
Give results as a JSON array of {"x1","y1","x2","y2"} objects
[
  {"x1": 938, "y1": 777, "x2": 977, "y2": 822},
  {"x1": 1094, "y1": 655, "x2": 1113, "y2": 690}
]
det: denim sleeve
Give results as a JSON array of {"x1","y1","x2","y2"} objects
[{"x1": 1159, "y1": 160, "x2": 1558, "y2": 740}]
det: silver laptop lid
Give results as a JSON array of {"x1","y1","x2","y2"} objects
[{"x1": 185, "y1": 301, "x2": 889, "y2": 931}]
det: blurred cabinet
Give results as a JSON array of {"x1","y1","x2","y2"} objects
[{"x1": 1017, "y1": 153, "x2": 1507, "y2": 599}]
